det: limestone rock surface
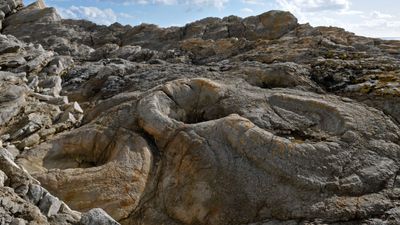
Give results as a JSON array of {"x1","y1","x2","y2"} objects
[{"x1": 0, "y1": 1, "x2": 400, "y2": 225}]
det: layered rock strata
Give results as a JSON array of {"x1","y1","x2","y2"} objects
[{"x1": 1, "y1": 1, "x2": 400, "y2": 225}]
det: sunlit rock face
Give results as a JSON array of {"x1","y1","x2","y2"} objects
[{"x1": 1, "y1": 1, "x2": 400, "y2": 225}]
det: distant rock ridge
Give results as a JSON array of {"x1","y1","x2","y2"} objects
[
  {"x1": 0, "y1": 0, "x2": 400, "y2": 225},
  {"x1": 3, "y1": 6, "x2": 299, "y2": 51}
]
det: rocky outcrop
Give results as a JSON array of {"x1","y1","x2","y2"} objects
[
  {"x1": 0, "y1": 20, "x2": 116, "y2": 224},
  {"x1": 0, "y1": 146, "x2": 79, "y2": 224},
  {"x1": 2, "y1": 7, "x2": 298, "y2": 54},
  {"x1": 0, "y1": 0, "x2": 23, "y2": 30},
  {"x1": 1, "y1": 1, "x2": 400, "y2": 225}
]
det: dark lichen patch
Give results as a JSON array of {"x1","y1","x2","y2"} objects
[{"x1": 348, "y1": 72, "x2": 400, "y2": 96}]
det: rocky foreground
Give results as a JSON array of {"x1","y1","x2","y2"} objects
[{"x1": 1, "y1": 0, "x2": 400, "y2": 224}]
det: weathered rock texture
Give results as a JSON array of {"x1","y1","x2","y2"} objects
[{"x1": 1, "y1": 1, "x2": 400, "y2": 225}]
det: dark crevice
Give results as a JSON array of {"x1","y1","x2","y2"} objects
[
  {"x1": 120, "y1": 129, "x2": 165, "y2": 224},
  {"x1": 162, "y1": 90, "x2": 183, "y2": 110},
  {"x1": 276, "y1": 129, "x2": 324, "y2": 143},
  {"x1": 185, "y1": 109, "x2": 207, "y2": 124},
  {"x1": 138, "y1": 129, "x2": 162, "y2": 160},
  {"x1": 161, "y1": 85, "x2": 230, "y2": 124},
  {"x1": 260, "y1": 82, "x2": 273, "y2": 89}
]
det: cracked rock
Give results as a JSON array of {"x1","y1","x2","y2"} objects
[{"x1": 80, "y1": 208, "x2": 120, "y2": 225}]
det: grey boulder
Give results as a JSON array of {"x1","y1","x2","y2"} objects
[{"x1": 80, "y1": 208, "x2": 120, "y2": 225}]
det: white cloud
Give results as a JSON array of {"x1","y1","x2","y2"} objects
[
  {"x1": 185, "y1": 0, "x2": 228, "y2": 9},
  {"x1": 275, "y1": 0, "x2": 350, "y2": 22},
  {"x1": 240, "y1": 7, "x2": 254, "y2": 14},
  {"x1": 337, "y1": 10, "x2": 363, "y2": 15},
  {"x1": 100, "y1": 0, "x2": 228, "y2": 9},
  {"x1": 347, "y1": 11, "x2": 400, "y2": 37},
  {"x1": 274, "y1": 0, "x2": 400, "y2": 37},
  {"x1": 369, "y1": 11, "x2": 393, "y2": 19},
  {"x1": 276, "y1": 0, "x2": 349, "y2": 12},
  {"x1": 241, "y1": 0, "x2": 265, "y2": 5},
  {"x1": 57, "y1": 6, "x2": 118, "y2": 25},
  {"x1": 118, "y1": 12, "x2": 136, "y2": 19}
]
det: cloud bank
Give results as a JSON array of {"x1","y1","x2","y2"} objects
[
  {"x1": 57, "y1": 6, "x2": 118, "y2": 25},
  {"x1": 274, "y1": 0, "x2": 400, "y2": 37},
  {"x1": 99, "y1": 0, "x2": 229, "y2": 9},
  {"x1": 52, "y1": 0, "x2": 400, "y2": 37}
]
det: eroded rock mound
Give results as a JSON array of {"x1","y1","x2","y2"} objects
[
  {"x1": 18, "y1": 78, "x2": 400, "y2": 225},
  {"x1": 19, "y1": 125, "x2": 153, "y2": 221},
  {"x1": 1, "y1": 1, "x2": 400, "y2": 225},
  {"x1": 133, "y1": 79, "x2": 400, "y2": 224}
]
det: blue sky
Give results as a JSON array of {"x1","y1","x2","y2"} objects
[{"x1": 23, "y1": 0, "x2": 400, "y2": 38}]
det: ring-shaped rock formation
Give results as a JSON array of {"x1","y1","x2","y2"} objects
[
  {"x1": 18, "y1": 124, "x2": 153, "y2": 221},
  {"x1": 18, "y1": 78, "x2": 400, "y2": 225},
  {"x1": 136, "y1": 78, "x2": 400, "y2": 225}
]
